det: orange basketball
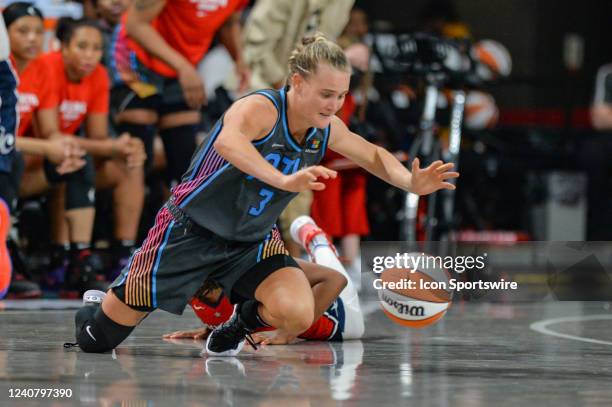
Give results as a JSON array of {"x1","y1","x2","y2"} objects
[{"x1": 376, "y1": 253, "x2": 452, "y2": 328}]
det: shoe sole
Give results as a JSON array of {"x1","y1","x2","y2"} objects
[
  {"x1": 83, "y1": 289, "x2": 106, "y2": 305},
  {"x1": 205, "y1": 334, "x2": 246, "y2": 357}
]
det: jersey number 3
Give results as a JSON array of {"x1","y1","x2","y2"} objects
[{"x1": 248, "y1": 153, "x2": 300, "y2": 217}]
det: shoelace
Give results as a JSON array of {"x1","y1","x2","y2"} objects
[
  {"x1": 245, "y1": 334, "x2": 258, "y2": 351},
  {"x1": 217, "y1": 318, "x2": 258, "y2": 351}
]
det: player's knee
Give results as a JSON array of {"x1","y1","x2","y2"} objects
[
  {"x1": 275, "y1": 297, "x2": 314, "y2": 333},
  {"x1": 75, "y1": 306, "x2": 135, "y2": 353}
]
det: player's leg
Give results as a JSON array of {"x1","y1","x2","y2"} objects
[
  {"x1": 71, "y1": 288, "x2": 147, "y2": 353},
  {"x1": 205, "y1": 264, "x2": 316, "y2": 356},
  {"x1": 206, "y1": 228, "x2": 327, "y2": 355},
  {"x1": 73, "y1": 202, "x2": 225, "y2": 352},
  {"x1": 71, "y1": 204, "x2": 174, "y2": 352},
  {"x1": 291, "y1": 216, "x2": 364, "y2": 339},
  {"x1": 294, "y1": 259, "x2": 348, "y2": 321}
]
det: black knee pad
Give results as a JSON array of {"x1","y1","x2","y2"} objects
[
  {"x1": 44, "y1": 155, "x2": 95, "y2": 210},
  {"x1": 159, "y1": 124, "x2": 198, "y2": 186},
  {"x1": 75, "y1": 306, "x2": 135, "y2": 353},
  {"x1": 114, "y1": 123, "x2": 156, "y2": 174},
  {"x1": 65, "y1": 156, "x2": 95, "y2": 210}
]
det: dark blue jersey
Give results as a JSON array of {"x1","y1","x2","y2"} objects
[
  {"x1": 0, "y1": 59, "x2": 18, "y2": 173},
  {"x1": 171, "y1": 88, "x2": 330, "y2": 242}
]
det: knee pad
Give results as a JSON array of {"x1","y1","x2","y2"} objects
[
  {"x1": 65, "y1": 156, "x2": 95, "y2": 210},
  {"x1": 115, "y1": 123, "x2": 156, "y2": 173},
  {"x1": 75, "y1": 306, "x2": 135, "y2": 353},
  {"x1": 159, "y1": 125, "x2": 198, "y2": 186}
]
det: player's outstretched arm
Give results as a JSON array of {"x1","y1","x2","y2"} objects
[
  {"x1": 327, "y1": 116, "x2": 459, "y2": 196},
  {"x1": 214, "y1": 95, "x2": 337, "y2": 192}
]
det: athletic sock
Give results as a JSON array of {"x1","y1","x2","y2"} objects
[{"x1": 238, "y1": 300, "x2": 271, "y2": 330}]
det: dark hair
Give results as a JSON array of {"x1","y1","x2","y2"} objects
[
  {"x1": 55, "y1": 17, "x2": 102, "y2": 44},
  {"x1": 2, "y1": 2, "x2": 43, "y2": 29}
]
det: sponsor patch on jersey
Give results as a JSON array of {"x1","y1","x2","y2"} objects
[{"x1": 304, "y1": 138, "x2": 321, "y2": 154}]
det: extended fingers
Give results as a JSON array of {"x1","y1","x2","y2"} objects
[
  {"x1": 309, "y1": 181, "x2": 326, "y2": 191},
  {"x1": 411, "y1": 157, "x2": 421, "y2": 172},
  {"x1": 440, "y1": 171, "x2": 460, "y2": 180},
  {"x1": 435, "y1": 162, "x2": 455, "y2": 173},
  {"x1": 308, "y1": 165, "x2": 337, "y2": 179}
]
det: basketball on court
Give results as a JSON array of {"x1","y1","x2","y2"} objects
[{"x1": 377, "y1": 253, "x2": 452, "y2": 328}]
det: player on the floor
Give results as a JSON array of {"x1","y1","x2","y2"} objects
[
  {"x1": 70, "y1": 33, "x2": 458, "y2": 356},
  {"x1": 163, "y1": 216, "x2": 364, "y2": 343}
]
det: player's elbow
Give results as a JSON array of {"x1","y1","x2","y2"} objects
[{"x1": 213, "y1": 136, "x2": 232, "y2": 159}]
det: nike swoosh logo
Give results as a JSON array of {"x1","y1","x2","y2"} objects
[
  {"x1": 86, "y1": 325, "x2": 97, "y2": 342},
  {"x1": 193, "y1": 305, "x2": 205, "y2": 310}
]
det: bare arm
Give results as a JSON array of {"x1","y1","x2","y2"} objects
[
  {"x1": 82, "y1": 113, "x2": 146, "y2": 167},
  {"x1": 218, "y1": 13, "x2": 250, "y2": 92},
  {"x1": 35, "y1": 108, "x2": 64, "y2": 140},
  {"x1": 126, "y1": 0, "x2": 188, "y2": 73},
  {"x1": 213, "y1": 96, "x2": 336, "y2": 192},
  {"x1": 328, "y1": 116, "x2": 458, "y2": 195},
  {"x1": 78, "y1": 112, "x2": 115, "y2": 157},
  {"x1": 126, "y1": 0, "x2": 204, "y2": 107},
  {"x1": 15, "y1": 137, "x2": 86, "y2": 174},
  {"x1": 37, "y1": 107, "x2": 113, "y2": 156},
  {"x1": 591, "y1": 104, "x2": 612, "y2": 130}
]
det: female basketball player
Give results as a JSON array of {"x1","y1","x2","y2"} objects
[
  {"x1": 71, "y1": 33, "x2": 458, "y2": 356},
  {"x1": 163, "y1": 216, "x2": 364, "y2": 344}
]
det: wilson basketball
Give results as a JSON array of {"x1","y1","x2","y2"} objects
[{"x1": 377, "y1": 253, "x2": 452, "y2": 328}]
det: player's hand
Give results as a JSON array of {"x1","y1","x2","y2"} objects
[
  {"x1": 279, "y1": 166, "x2": 337, "y2": 192},
  {"x1": 162, "y1": 327, "x2": 211, "y2": 340},
  {"x1": 44, "y1": 136, "x2": 85, "y2": 164},
  {"x1": 251, "y1": 330, "x2": 299, "y2": 345},
  {"x1": 45, "y1": 137, "x2": 86, "y2": 174},
  {"x1": 409, "y1": 158, "x2": 459, "y2": 196},
  {"x1": 113, "y1": 133, "x2": 147, "y2": 168},
  {"x1": 177, "y1": 63, "x2": 206, "y2": 109}
]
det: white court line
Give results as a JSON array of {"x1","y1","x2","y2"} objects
[{"x1": 530, "y1": 315, "x2": 612, "y2": 346}]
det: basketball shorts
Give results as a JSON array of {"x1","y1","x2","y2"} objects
[{"x1": 110, "y1": 200, "x2": 299, "y2": 314}]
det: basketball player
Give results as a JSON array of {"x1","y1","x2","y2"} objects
[
  {"x1": 163, "y1": 216, "x2": 364, "y2": 343},
  {"x1": 70, "y1": 33, "x2": 458, "y2": 356}
]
